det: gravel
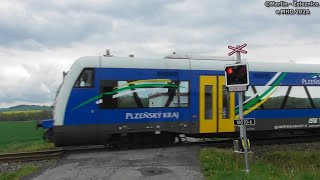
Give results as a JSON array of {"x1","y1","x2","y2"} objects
[
  {"x1": 0, "y1": 160, "x2": 55, "y2": 174},
  {"x1": 251, "y1": 142, "x2": 320, "y2": 160}
]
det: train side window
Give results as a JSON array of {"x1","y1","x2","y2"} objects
[
  {"x1": 264, "y1": 86, "x2": 287, "y2": 109},
  {"x1": 306, "y1": 87, "x2": 320, "y2": 108},
  {"x1": 100, "y1": 80, "x2": 118, "y2": 109},
  {"x1": 74, "y1": 69, "x2": 94, "y2": 88},
  {"x1": 204, "y1": 85, "x2": 213, "y2": 119},
  {"x1": 222, "y1": 86, "x2": 230, "y2": 119},
  {"x1": 100, "y1": 80, "x2": 189, "y2": 109},
  {"x1": 245, "y1": 86, "x2": 262, "y2": 109},
  {"x1": 247, "y1": 86, "x2": 318, "y2": 110},
  {"x1": 285, "y1": 86, "x2": 312, "y2": 109}
]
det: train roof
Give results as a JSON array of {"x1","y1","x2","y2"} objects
[{"x1": 70, "y1": 56, "x2": 320, "y2": 73}]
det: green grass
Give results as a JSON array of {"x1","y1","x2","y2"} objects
[
  {"x1": 200, "y1": 148, "x2": 320, "y2": 180},
  {"x1": 0, "y1": 165, "x2": 39, "y2": 180},
  {"x1": 0, "y1": 121, "x2": 55, "y2": 180},
  {"x1": 0, "y1": 141, "x2": 55, "y2": 153},
  {"x1": 0, "y1": 121, "x2": 45, "y2": 144},
  {"x1": 0, "y1": 121, "x2": 54, "y2": 153}
]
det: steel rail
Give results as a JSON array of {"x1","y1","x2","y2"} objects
[{"x1": 0, "y1": 149, "x2": 63, "y2": 163}]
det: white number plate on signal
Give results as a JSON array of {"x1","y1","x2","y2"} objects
[
  {"x1": 227, "y1": 86, "x2": 247, "y2": 92},
  {"x1": 234, "y1": 118, "x2": 255, "y2": 126}
]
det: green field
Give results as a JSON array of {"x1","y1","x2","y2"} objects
[
  {"x1": 0, "y1": 121, "x2": 44, "y2": 144},
  {"x1": 0, "y1": 120, "x2": 54, "y2": 179},
  {"x1": 0, "y1": 121, "x2": 54, "y2": 153},
  {"x1": 1, "y1": 110, "x2": 43, "y2": 114}
]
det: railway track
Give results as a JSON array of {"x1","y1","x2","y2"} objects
[
  {"x1": 0, "y1": 145, "x2": 107, "y2": 163},
  {"x1": 0, "y1": 149, "x2": 63, "y2": 163},
  {"x1": 252, "y1": 135, "x2": 320, "y2": 146},
  {"x1": 193, "y1": 135, "x2": 320, "y2": 148},
  {"x1": 1, "y1": 135, "x2": 320, "y2": 163}
]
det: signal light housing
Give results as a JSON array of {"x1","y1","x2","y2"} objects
[{"x1": 224, "y1": 63, "x2": 249, "y2": 87}]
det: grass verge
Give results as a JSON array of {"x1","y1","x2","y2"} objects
[
  {"x1": 0, "y1": 165, "x2": 39, "y2": 180},
  {"x1": 0, "y1": 141, "x2": 55, "y2": 153},
  {"x1": 0, "y1": 121, "x2": 55, "y2": 180},
  {"x1": 200, "y1": 148, "x2": 320, "y2": 180}
]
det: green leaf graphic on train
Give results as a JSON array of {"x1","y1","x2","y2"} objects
[
  {"x1": 72, "y1": 79, "x2": 186, "y2": 111},
  {"x1": 311, "y1": 73, "x2": 320, "y2": 79},
  {"x1": 235, "y1": 72, "x2": 287, "y2": 117}
]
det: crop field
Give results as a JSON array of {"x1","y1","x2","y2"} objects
[
  {"x1": 1, "y1": 110, "x2": 43, "y2": 114},
  {"x1": 0, "y1": 121, "x2": 53, "y2": 153},
  {"x1": 0, "y1": 110, "x2": 52, "y2": 123}
]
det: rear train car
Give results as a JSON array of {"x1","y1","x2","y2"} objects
[{"x1": 39, "y1": 55, "x2": 320, "y2": 146}]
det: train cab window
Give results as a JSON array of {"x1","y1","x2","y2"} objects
[{"x1": 74, "y1": 69, "x2": 94, "y2": 88}]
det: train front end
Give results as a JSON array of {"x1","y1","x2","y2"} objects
[{"x1": 37, "y1": 57, "x2": 100, "y2": 146}]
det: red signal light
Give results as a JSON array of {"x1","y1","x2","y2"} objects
[{"x1": 226, "y1": 67, "x2": 233, "y2": 75}]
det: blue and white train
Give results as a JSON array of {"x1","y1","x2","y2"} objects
[{"x1": 38, "y1": 54, "x2": 320, "y2": 146}]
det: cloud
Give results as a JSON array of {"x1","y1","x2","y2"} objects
[
  {"x1": 0, "y1": 0, "x2": 319, "y2": 108},
  {"x1": 0, "y1": 63, "x2": 63, "y2": 106}
]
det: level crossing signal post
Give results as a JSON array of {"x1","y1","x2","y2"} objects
[{"x1": 225, "y1": 44, "x2": 252, "y2": 174}]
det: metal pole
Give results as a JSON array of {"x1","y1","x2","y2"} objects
[
  {"x1": 236, "y1": 47, "x2": 250, "y2": 174},
  {"x1": 238, "y1": 93, "x2": 244, "y2": 139}
]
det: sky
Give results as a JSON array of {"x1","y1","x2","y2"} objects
[{"x1": 0, "y1": 0, "x2": 320, "y2": 108}]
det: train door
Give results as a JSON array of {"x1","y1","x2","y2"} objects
[
  {"x1": 217, "y1": 76, "x2": 235, "y2": 132},
  {"x1": 199, "y1": 76, "x2": 235, "y2": 133},
  {"x1": 62, "y1": 68, "x2": 99, "y2": 145},
  {"x1": 66, "y1": 68, "x2": 98, "y2": 125}
]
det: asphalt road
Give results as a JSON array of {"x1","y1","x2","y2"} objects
[{"x1": 27, "y1": 146, "x2": 204, "y2": 180}]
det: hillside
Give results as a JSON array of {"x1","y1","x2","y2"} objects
[{"x1": 0, "y1": 105, "x2": 51, "y2": 112}]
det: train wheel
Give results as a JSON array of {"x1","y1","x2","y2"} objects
[{"x1": 158, "y1": 133, "x2": 176, "y2": 146}]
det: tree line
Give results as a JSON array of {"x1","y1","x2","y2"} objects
[{"x1": 0, "y1": 110, "x2": 52, "y2": 122}]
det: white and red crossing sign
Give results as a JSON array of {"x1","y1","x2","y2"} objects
[{"x1": 228, "y1": 43, "x2": 247, "y2": 56}]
